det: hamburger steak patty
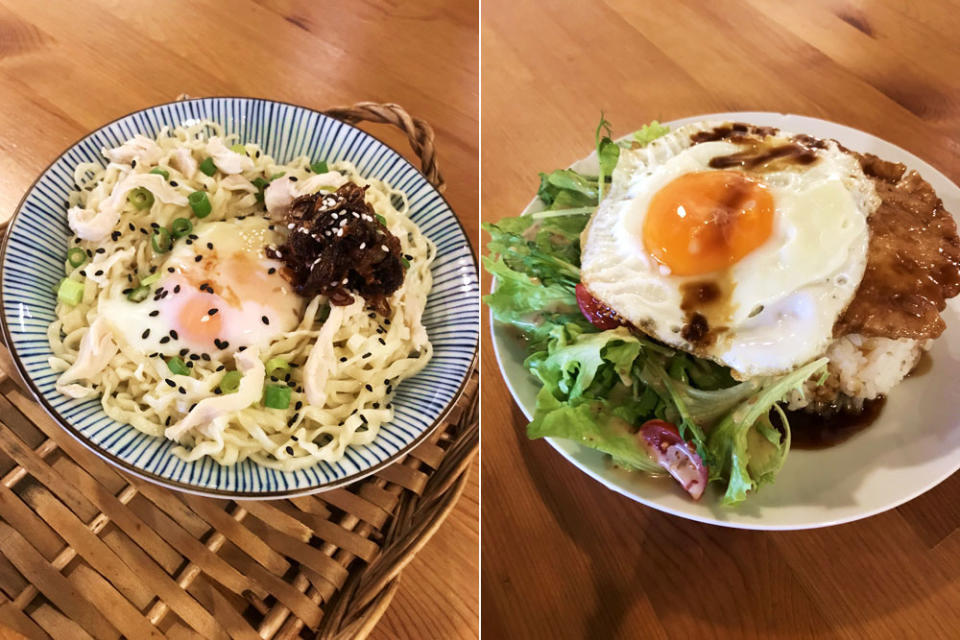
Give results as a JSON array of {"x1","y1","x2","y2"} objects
[{"x1": 834, "y1": 152, "x2": 960, "y2": 340}]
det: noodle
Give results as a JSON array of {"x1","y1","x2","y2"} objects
[{"x1": 48, "y1": 121, "x2": 435, "y2": 470}]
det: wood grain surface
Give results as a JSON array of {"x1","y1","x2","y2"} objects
[
  {"x1": 481, "y1": 1, "x2": 960, "y2": 638},
  {"x1": 0, "y1": 1, "x2": 478, "y2": 638}
]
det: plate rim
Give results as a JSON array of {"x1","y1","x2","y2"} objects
[
  {"x1": 488, "y1": 110, "x2": 960, "y2": 529},
  {"x1": 0, "y1": 96, "x2": 479, "y2": 499}
]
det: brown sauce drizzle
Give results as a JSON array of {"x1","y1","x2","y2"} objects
[
  {"x1": 678, "y1": 278, "x2": 731, "y2": 349},
  {"x1": 709, "y1": 143, "x2": 818, "y2": 170},
  {"x1": 786, "y1": 397, "x2": 886, "y2": 450}
]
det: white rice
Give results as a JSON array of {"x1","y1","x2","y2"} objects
[{"x1": 786, "y1": 334, "x2": 929, "y2": 412}]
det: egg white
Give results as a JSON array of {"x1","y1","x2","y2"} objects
[
  {"x1": 580, "y1": 122, "x2": 880, "y2": 378},
  {"x1": 100, "y1": 217, "x2": 303, "y2": 359}
]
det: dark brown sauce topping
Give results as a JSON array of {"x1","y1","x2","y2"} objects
[
  {"x1": 678, "y1": 276, "x2": 732, "y2": 349},
  {"x1": 787, "y1": 397, "x2": 886, "y2": 450},
  {"x1": 277, "y1": 182, "x2": 406, "y2": 316},
  {"x1": 691, "y1": 123, "x2": 822, "y2": 171},
  {"x1": 680, "y1": 312, "x2": 710, "y2": 344},
  {"x1": 709, "y1": 143, "x2": 818, "y2": 170},
  {"x1": 680, "y1": 281, "x2": 721, "y2": 309}
]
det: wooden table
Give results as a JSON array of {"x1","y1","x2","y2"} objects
[
  {"x1": 0, "y1": 1, "x2": 478, "y2": 638},
  {"x1": 481, "y1": 1, "x2": 960, "y2": 638}
]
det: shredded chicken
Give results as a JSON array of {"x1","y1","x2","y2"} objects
[
  {"x1": 205, "y1": 136, "x2": 254, "y2": 175},
  {"x1": 103, "y1": 135, "x2": 163, "y2": 166},
  {"x1": 264, "y1": 172, "x2": 348, "y2": 217},
  {"x1": 68, "y1": 173, "x2": 188, "y2": 241},
  {"x1": 169, "y1": 147, "x2": 197, "y2": 178},
  {"x1": 164, "y1": 348, "x2": 265, "y2": 442},
  {"x1": 56, "y1": 316, "x2": 118, "y2": 398},
  {"x1": 303, "y1": 298, "x2": 362, "y2": 406},
  {"x1": 220, "y1": 174, "x2": 257, "y2": 193},
  {"x1": 84, "y1": 248, "x2": 134, "y2": 287}
]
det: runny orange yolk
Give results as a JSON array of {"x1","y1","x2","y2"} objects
[
  {"x1": 642, "y1": 170, "x2": 774, "y2": 276},
  {"x1": 177, "y1": 293, "x2": 223, "y2": 345}
]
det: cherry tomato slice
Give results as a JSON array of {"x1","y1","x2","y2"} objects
[
  {"x1": 638, "y1": 419, "x2": 709, "y2": 500},
  {"x1": 575, "y1": 283, "x2": 624, "y2": 330}
]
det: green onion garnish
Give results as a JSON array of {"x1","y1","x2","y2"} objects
[
  {"x1": 265, "y1": 357, "x2": 290, "y2": 379},
  {"x1": 67, "y1": 247, "x2": 87, "y2": 268},
  {"x1": 57, "y1": 278, "x2": 84, "y2": 306},
  {"x1": 270, "y1": 171, "x2": 285, "y2": 180},
  {"x1": 167, "y1": 357, "x2": 190, "y2": 376},
  {"x1": 263, "y1": 384, "x2": 291, "y2": 409},
  {"x1": 375, "y1": 214, "x2": 387, "y2": 226},
  {"x1": 199, "y1": 157, "x2": 216, "y2": 176},
  {"x1": 151, "y1": 227, "x2": 172, "y2": 253},
  {"x1": 188, "y1": 191, "x2": 212, "y2": 218},
  {"x1": 219, "y1": 370, "x2": 241, "y2": 394},
  {"x1": 149, "y1": 167, "x2": 169, "y2": 180},
  {"x1": 400, "y1": 256, "x2": 410, "y2": 269},
  {"x1": 140, "y1": 272, "x2": 161, "y2": 286},
  {"x1": 310, "y1": 160, "x2": 328, "y2": 174},
  {"x1": 127, "y1": 187, "x2": 154, "y2": 211},
  {"x1": 230, "y1": 143, "x2": 246, "y2": 154},
  {"x1": 252, "y1": 177, "x2": 269, "y2": 203},
  {"x1": 126, "y1": 285, "x2": 149, "y2": 302},
  {"x1": 171, "y1": 217, "x2": 193, "y2": 238}
]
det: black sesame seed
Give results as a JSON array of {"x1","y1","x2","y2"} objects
[
  {"x1": 95, "y1": 248, "x2": 106, "y2": 254},
  {"x1": 140, "y1": 227, "x2": 149, "y2": 235},
  {"x1": 79, "y1": 270, "x2": 86, "y2": 276},
  {"x1": 186, "y1": 239, "x2": 193, "y2": 245},
  {"x1": 149, "y1": 265, "x2": 157, "y2": 273},
  {"x1": 128, "y1": 222, "x2": 136, "y2": 231},
  {"x1": 178, "y1": 386, "x2": 186, "y2": 394},
  {"x1": 131, "y1": 159, "x2": 137, "y2": 167},
  {"x1": 141, "y1": 329, "x2": 150, "y2": 339},
  {"x1": 286, "y1": 416, "x2": 297, "y2": 427},
  {"x1": 179, "y1": 348, "x2": 189, "y2": 356},
  {"x1": 122, "y1": 287, "x2": 133, "y2": 295},
  {"x1": 169, "y1": 180, "x2": 178, "y2": 187},
  {"x1": 216, "y1": 364, "x2": 226, "y2": 372},
  {"x1": 127, "y1": 274, "x2": 133, "y2": 282},
  {"x1": 164, "y1": 379, "x2": 176, "y2": 387},
  {"x1": 189, "y1": 403, "x2": 197, "y2": 412},
  {"x1": 291, "y1": 435, "x2": 298, "y2": 441},
  {"x1": 173, "y1": 285, "x2": 181, "y2": 293},
  {"x1": 111, "y1": 231, "x2": 121, "y2": 241},
  {"x1": 206, "y1": 242, "x2": 213, "y2": 250},
  {"x1": 194, "y1": 255, "x2": 202, "y2": 262},
  {"x1": 165, "y1": 415, "x2": 172, "y2": 426},
  {"x1": 360, "y1": 415, "x2": 368, "y2": 424},
  {"x1": 289, "y1": 176, "x2": 298, "y2": 182},
  {"x1": 339, "y1": 357, "x2": 347, "y2": 362},
  {"x1": 214, "y1": 388, "x2": 223, "y2": 394},
  {"x1": 238, "y1": 346, "x2": 246, "y2": 352},
  {"x1": 201, "y1": 353, "x2": 211, "y2": 361},
  {"x1": 167, "y1": 267, "x2": 175, "y2": 273},
  {"x1": 378, "y1": 338, "x2": 386, "y2": 346},
  {"x1": 386, "y1": 403, "x2": 392, "y2": 409},
  {"x1": 268, "y1": 267, "x2": 276, "y2": 275},
  {"x1": 94, "y1": 269, "x2": 104, "y2": 277},
  {"x1": 186, "y1": 361, "x2": 194, "y2": 368},
  {"x1": 150, "y1": 222, "x2": 160, "y2": 229},
  {"x1": 148, "y1": 352, "x2": 159, "y2": 358},
  {"x1": 170, "y1": 330, "x2": 178, "y2": 339},
  {"x1": 295, "y1": 401, "x2": 303, "y2": 411},
  {"x1": 255, "y1": 150, "x2": 261, "y2": 158},
  {"x1": 286, "y1": 380, "x2": 296, "y2": 388},
  {"x1": 372, "y1": 402, "x2": 380, "y2": 409},
  {"x1": 159, "y1": 336, "x2": 171, "y2": 344},
  {"x1": 85, "y1": 249, "x2": 93, "y2": 258},
  {"x1": 261, "y1": 316, "x2": 269, "y2": 325},
  {"x1": 362, "y1": 353, "x2": 371, "y2": 359},
  {"x1": 208, "y1": 308, "x2": 218, "y2": 316},
  {"x1": 189, "y1": 353, "x2": 200, "y2": 361},
  {"x1": 149, "y1": 310, "x2": 159, "y2": 317},
  {"x1": 365, "y1": 384, "x2": 373, "y2": 392},
  {"x1": 285, "y1": 446, "x2": 294, "y2": 454}
]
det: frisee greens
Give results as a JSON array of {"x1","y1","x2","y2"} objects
[{"x1": 483, "y1": 116, "x2": 826, "y2": 504}]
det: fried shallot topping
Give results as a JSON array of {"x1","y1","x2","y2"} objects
[{"x1": 276, "y1": 182, "x2": 405, "y2": 316}]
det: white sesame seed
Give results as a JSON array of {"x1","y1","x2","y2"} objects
[
  {"x1": 342, "y1": 278, "x2": 348, "y2": 284},
  {"x1": 351, "y1": 212, "x2": 359, "y2": 218},
  {"x1": 337, "y1": 229, "x2": 344, "y2": 237},
  {"x1": 331, "y1": 213, "x2": 338, "y2": 219},
  {"x1": 287, "y1": 223, "x2": 295, "y2": 229},
  {"x1": 359, "y1": 242, "x2": 365, "y2": 249},
  {"x1": 381, "y1": 244, "x2": 389, "y2": 252}
]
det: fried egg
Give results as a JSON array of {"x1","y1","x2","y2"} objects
[
  {"x1": 101, "y1": 217, "x2": 303, "y2": 359},
  {"x1": 580, "y1": 122, "x2": 880, "y2": 378}
]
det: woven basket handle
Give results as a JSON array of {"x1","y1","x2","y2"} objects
[{"x1": 322, "y1": 102, "x2": 446, "y2": 192}]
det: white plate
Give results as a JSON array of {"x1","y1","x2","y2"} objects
[{"x1": 490, "y1": 112, "x2": 960, "y2": 530}]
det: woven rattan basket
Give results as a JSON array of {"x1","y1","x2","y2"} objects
[{"x1": 0, "y1": 101, "x2": 478, "y2": 640}]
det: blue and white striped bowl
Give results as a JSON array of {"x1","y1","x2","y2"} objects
[{"x1": 0, "y1": 97, "x2": 478, "y2": 498}]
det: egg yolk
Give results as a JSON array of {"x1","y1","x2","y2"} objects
[
  {"x1": 642, "y1": 170, "x2": 774, "y2": 276},
  {"x1": 176, "y1": 293, "x2": 223, "y2": 345}
]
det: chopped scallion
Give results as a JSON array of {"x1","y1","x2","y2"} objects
[
  {"x1": 219, "y1": 370, "x2": 242, "y2": 394},
  {"x1": 151, "y1": 227, "x2": 172, "y2": 253},
  {"x1": 400, "y1": 256, "x2": 410, "y2": 269},
  {"x1": 171, "y1": 217, "x2": 193, "y2": 238},
  {"x1": 127, "y1": 187, "x2": 154, "y2": 210},
  {"x1": 67, "y1": 247, "x2": 87, "y2": 268},
  {"x1": 140, "y1": 272, "x2": 161, "y2": 286},
  {"x1": 265, "y1": 357, "x2": 290, "y2": 379},
  {"x1": 149, "y1": 167, "x2": 170, "y2": 180},
  {"x1": 126, "y1": 285, "x2": 150, "y2": 302},
  {"x1": 57, "y1": 278, "x2": 84, "y2": 306},
  {"x1": 263, "y1": 384, "x2": 291, "y2": 409},
  {"x1": 310, "y1": 160, "x2": 328, "y2": 174},
  {"x1": 167, "y1": 357, "x2": 190, "y2": 376},
  {"x1": 375, "y1": 214, "x2": 387, "y2": 226},
  {"x1": 230, "y1": 143, "x2": 246, "y2": 154},
  {"x1": 199, "y1": 157, "x2": 216, "y2": 176},
  {"x1": 270, "y1": 171, "x2": 285, "y2": 180},
  {"x1": 188, "y1": 191, "x2": 212, "y2": 218}
]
